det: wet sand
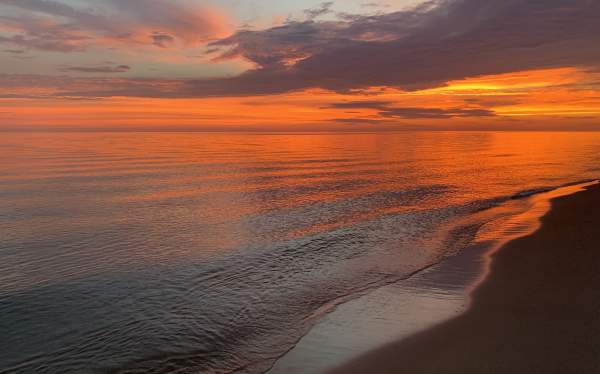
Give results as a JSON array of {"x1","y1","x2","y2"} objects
[{"x1": 330, "y1": 183, "x2": 600, "y2": 374}]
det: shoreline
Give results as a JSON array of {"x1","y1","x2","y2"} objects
[
  {"x1": 268, "y1": 181, "x2": 597, "y2": 374},
  {"x1": 329, "y1": 182, "x2": 600, "y2": 374},
  {"x1": 267, "y1": 181, "x2": 597, "y2": 373}
]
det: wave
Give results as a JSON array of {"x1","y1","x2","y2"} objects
[
  {"x1": 108, "y1": 182, "x2": 600, "y2": 374},
  {"x1": 510, "y1": 179, "x2": 597, "y2": 199}
]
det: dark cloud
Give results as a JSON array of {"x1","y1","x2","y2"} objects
[
  {"x1": 151, "y1": 32, "x2": 175, "y2": 48},
  {"x1": 325, "y1": 100, "x2": 392, "y2": 110},
  {"x1": 332, "y1": 117, "x2": 387, "y2": 124},
  {"x1": 325, "y1": 100, "x2": 495, "y2": 119},
  {"x1": 199, "y1": 0, "x2": 600, "y2": 97},
  {"x1": 304, "y1": 2, "x2": 335, "y2": 20},
  {"x1": 207, "y1": 21, "x2": 352, "y2": 68},
  {"x1": 462, "y1": 97, "x2": 521, "y2": 108},
  {"x1": 207, "y1": 3, "x2": 429, "y2": 67},
  {"x1": 59, "y1": 64, "x2": 131, "y2": 74},
  {"x1": 2, "y1": 48, "x2": 34, "y2": 59},
  {"x1": 360, "y1": 2, "x2": 391, "y2": 8},
  {"x1": 379, "y1": 107, "x2": 495, "y2": 119}
]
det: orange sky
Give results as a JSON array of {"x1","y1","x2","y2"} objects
[{"x1": 2, "y1": 67, "x2": 599, "y2": 131}]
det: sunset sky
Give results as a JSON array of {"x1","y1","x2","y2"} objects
[{"x1": 1, "y1": 0, "x2": 600, "y2": 131}]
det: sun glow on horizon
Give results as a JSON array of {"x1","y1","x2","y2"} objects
[{"x1": 1, "y1": 67, "x2": 600, "y2": 131}]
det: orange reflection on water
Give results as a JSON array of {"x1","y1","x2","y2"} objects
[{"x1": 2, "y1": 131, "x2": 600, "y2": 267}]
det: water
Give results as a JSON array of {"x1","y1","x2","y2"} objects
[
  {"x1": 1, "y1": 131, "x2": 599, "y2": 373},
  {"x1": 269, "y1": 181, "x2": 599, "y2": 374}
]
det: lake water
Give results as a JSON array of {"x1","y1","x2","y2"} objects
[{"x1": 1, "y1": 132, "x2": 599, "y2": 373}]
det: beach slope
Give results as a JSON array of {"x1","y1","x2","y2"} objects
[{"x1": 330, "y1": 183, "x2": 600, "y2": 374}]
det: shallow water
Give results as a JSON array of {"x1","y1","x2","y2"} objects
[
  {"x1": 270, "y1": 181, "x2": 599, "y2": 374},
  {"x1": 1, "y1": 132, "x2": 599, "y2": 373}
]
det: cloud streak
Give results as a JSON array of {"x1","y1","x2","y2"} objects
[
  {"x1": 326, "y1": 100, "x2": 495, "y2": 120},
  {"x1": 378, "y1": 107, "x2": 495, "y2": 119},
  {"x1": 59, "y1": 64, "x2": 131, "y2": 74},
  {"x1": 304, "y1": 2, "x2": 335, "y2": 20}
]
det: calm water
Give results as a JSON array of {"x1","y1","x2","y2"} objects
[{"x1": 1, "y1": 132, "x2": 599, "y2": 373}]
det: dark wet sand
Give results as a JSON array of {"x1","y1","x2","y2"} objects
[{"x1": 330, "y1": 183, "x2": 600, "y2": 374}]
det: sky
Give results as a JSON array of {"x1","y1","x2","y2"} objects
[{"x1": 1, "y1": 0, "x2": 600, "y2": 131}]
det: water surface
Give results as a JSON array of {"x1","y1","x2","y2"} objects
[{"x1": 1, "y1": 132, "x2": 599, "y2": 373}]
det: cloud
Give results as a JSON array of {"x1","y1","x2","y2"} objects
[
  {"x1": 2, "y1": 47, "x2": 34, "y2": 59},
  {"x1": 150, "y1": 32, "x2": 175, "y2": 48},
  {"x1": 332, "y1": 117, "x2": 386, "y2": 124},
  {"x1": 0, "y1": 0, "x2": 232, "y2": 52},
  {"x1": 360, "y1": 2, "x2": 391, "y2": 9},
  {"x1": 304, "y1": 2, "x2": 335, "y2": 20},
  {"x1": 207, "y1": 22, "x2": 346, "y2": 68},
  {"x1": 0, "y1": 74, "x2": 184, "y2": 99},
  {"x1": 106, "y1": 0, "x2": 232, "y2": 45},
  {"x1": 378, "y1": 107, "x2": 495, "y2": 119},
  {"x1": 1, "y1": 0, "x2": 600, "y2": 100},
  {"x1": 59, "y1": 64, "x2": 131, "y2": 74},
  {"x1": 198, "y1": 0, "x2": 600, "y2": 96},
  {"x1": 207, "y1": 3, "x2": 429, "y2": 68},
  {"x1": 0, "y1": 15, "x2": 91, "y2": 52},
  {"x1": 462, "y1": 98, "x2": 521, "y2": 108},
  {"x1": 325, "y1": 100, "x2": 495, "y2": 119},
  {"x1": 325, "y1": 100, "x2": 392, "y2": 110}
]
